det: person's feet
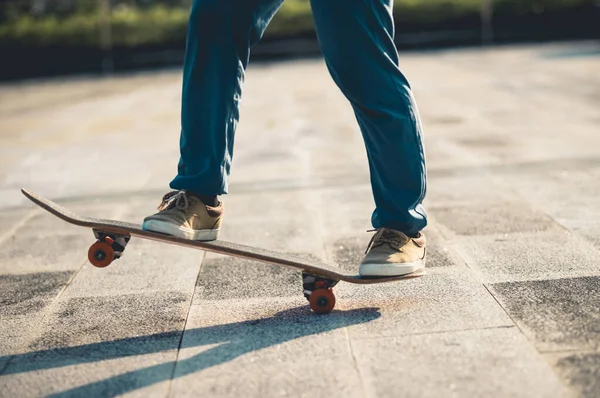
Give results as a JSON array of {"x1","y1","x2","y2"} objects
[
  {"x1": 359, "y1": 228, "x2": 426, "y2": 276},
  {"x1": 142, "y1": 190, "x2": 223, "y2": 241}
]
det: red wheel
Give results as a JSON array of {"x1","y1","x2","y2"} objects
[
  {"x1": 88, "y1": 240, "x2": 114, "y2": 268},
  {"x1": 309, "y1": 288, "x2": 336, "y2": 314}
]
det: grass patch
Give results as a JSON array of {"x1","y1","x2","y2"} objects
[{"x1": 0, "y1": 0, "x2": 596, "y2": 48}]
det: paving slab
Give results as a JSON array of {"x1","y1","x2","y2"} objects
[
  {"x1": 570, "y1": 224, "x2": 600, "y2": 253},
  {"x1": 0, "y1": 315, "x2": 40, "y2": 355},
  {"x1": 551, "y1": 351, "x2": 600, "y2": 398},
  {"x1": 491, "y1": 276, "x2": 600, "y2": 352},
  {"x1": 170, "y1": 299, "x2": 374, "y2": 398},
  {"x1": 0, "y1": 271, "x2": 72, "y2": 317},
  {"x1": 351, "y1": 327, "x2": 569, "y2": 398},
  {"x1": 0, "y1": 208, "x2": 35, "y2": 240},
  {"x1": 0, "y1": 200, "x2": 127, "y2": 275},
  {"x1": 55, "y1": 196, "x2": 203, "y2": 297},
  {"x1": 0, "y1": 231, "x2": 88, "y2": 275},
  {"x1": 0, "y1": 291, "x2": 190, "y2": 397},
  {"x1": 197, "y1": 255, "x2": 301, "y2": 300},
  {"x1": 194, "y1": 188, "x2": 328, "y2": 301},
  {"x1": 61, "y1": 238, "x2": 204, "y2": 298},
  {"x1": 453, "y1": 230, "x2": 600, "y2": 284},
  {"x1": 419, "y1": 225, "x2": 463, "y2": 268},
  {"x1": 0, "y1": 271, "x2": 74, "y2": 375},
  {"x1": 504, "y1": 167, "x2": 600, "y2": 227},
  {"x1": 315, "y1": 185, "x2": 375, "y2": 236},
  {"x1": 337, "y1": 268, "x2": 513, "y2": 339},
  {"x1": 431, "y1": 200, "x2": 559, "y2": 237}
]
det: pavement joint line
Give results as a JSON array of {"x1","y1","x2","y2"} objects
[
  {"x1": 329, "y1": 173, "x2": 369, "y2": 398},
  {"x1": 315, "y1": 188, "x2": 333, "y2": 264},
  {"x1": 0, "y1": 202, "x2": 132, "y2": 376},
  {"x1": 434, "y1": 135, "x2": 489, "y2": 171},
  {"x1": 483, "y1": 271, "x2": 600, "y2": 285},
  {"x1": 428, "y1": 175, "x2": 600, "y2": 285},
  {"x1": 425, "y1": 215, "x2": 453, "y2": 241},
  {"x1": 423, "y1": 215, "x2": 490, "y2": 282},
  {"x1": 188, "y1": 297, "x2": 302, "y2": 307},
  {"x1": 481, "y1": 284, "x2": 523, "y2": 334},
  {"x1": 343, "y1": 326, "x2": 371, "y2": 398},
  {"x1": 16, "y1": 151, "x2": 600, "y2": 210},
  {"x1": 427, "y1": 155, "x2": 600, "y2": 180},
  {"x1": 504, "y1": 180, "x2": 600, "y2": 260},
  {"x1": 0, "y1": 179, "x2": 371, "y2": 211},
  {"x1": 421, "y1": 220, "x2": 476, "y2": 271},
  {"x1": 0, "y1": 256, "x2": 88, "y2": 376},
  {"x1": 166, "y1": 250, "x2": 207, "y2": 397},
  {"x1": 349, "y1": 325, "x2": 517, "y2": 341},
  {"x1": 445, "y1": 169, "x2": 600, "y2": 283},
  {"x1": 0, "y1": 207, "x2": 39, "y2": 247},
  {"x1": 540, "y1": 348, "x2": 600, "y2": 355},
  {"x1": 413, "y1": 210, "x2": 525, "y2": 343},
  {"x1": 462, "y1": 166, "x2": 600, "y2": 392}
]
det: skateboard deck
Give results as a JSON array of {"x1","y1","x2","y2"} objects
[{"x1": 22, "y1": 189, "x2": 424, "y2": 313}]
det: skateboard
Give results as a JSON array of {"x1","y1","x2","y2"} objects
[{"x1": 21, "y1": 189, "x2": 424, "y2": 314}]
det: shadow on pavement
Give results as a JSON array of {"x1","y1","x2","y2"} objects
[{"x1": 1, "y1": 306, "x2": 380, "y2": 396}]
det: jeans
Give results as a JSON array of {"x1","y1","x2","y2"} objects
[{"x1": 170, "y1": 0, "x2": 427, "y2": 235}]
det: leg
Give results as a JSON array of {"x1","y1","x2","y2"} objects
[
  {"x1": 144, "y1": 0, "x2": 281, "y2": 241},
  {"x1": 310, "y1": 0, "x2": 427, "y2": 235},
  {"x1": 170, "y1": 0, "x2": 284, "y2": 196}
]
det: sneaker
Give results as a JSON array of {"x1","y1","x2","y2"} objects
[
  {"x1": 142, "y1": 190, "x2": 223, "y2": 241},
  {"x1": 359, "y1": 228, "x2": 426, "y2": 277}
]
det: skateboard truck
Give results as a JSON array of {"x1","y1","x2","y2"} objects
[
  {"x1": 88, "y1": 229, "x2": 131, "y2": 268},
  {"x1": 302, "y1": 272, "x2": 339, "y2": 314}
]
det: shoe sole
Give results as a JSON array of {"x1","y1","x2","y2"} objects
[
  {"x1": 359, "y1": 257, "x2": 426, "y2": 277},
  {"x1": 142, "y1": 220, "x2": 219, "y2": 241}
]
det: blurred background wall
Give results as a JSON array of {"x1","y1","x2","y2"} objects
[{"x1": 1, "y1": 0, "x2": 599, "y2": 81}]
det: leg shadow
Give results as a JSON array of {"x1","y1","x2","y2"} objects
[{"x1": 1, "y1": 307, "x2": 380, "y2": 397}]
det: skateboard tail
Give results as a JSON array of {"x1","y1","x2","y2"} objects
[{"x1": 21, "y1": 188, "x2": 90, "y2": 228}]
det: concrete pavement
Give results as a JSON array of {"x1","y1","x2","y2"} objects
[{"x1": 0, "y1": 41, "x2": 599, "y2": 397}]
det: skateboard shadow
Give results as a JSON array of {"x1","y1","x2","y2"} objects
[{"x1": 1, "y1": 306, "x2": 380, "y2": 397}]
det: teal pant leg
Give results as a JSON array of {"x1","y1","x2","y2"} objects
[
  {"x1": 310, "y1": 0, "x2": 427, "y2": 235},
  {"x1": 170, "y1": 0, "x2": 283, "y2": 195}
]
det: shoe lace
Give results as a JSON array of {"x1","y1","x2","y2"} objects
[
  {"x1": 157, "y1": 190, "x2": 190, "y2": 211},
  {"x1": 364, "y1": 228, "x2": 408, "y2": 254}
]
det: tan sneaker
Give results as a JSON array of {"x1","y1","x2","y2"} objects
[
  {"x1": 142, "y1": 190, "x2": 223, "y2": 241},
  {"x1": 359, "y1": 228, "x2": 426, "y2": 276}
]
